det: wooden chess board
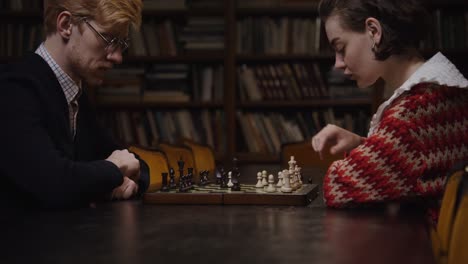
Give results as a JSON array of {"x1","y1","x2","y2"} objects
[{"x1": 143, "y1": 183, "x2": 319, "y2": 206}]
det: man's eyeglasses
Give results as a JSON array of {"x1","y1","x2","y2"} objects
[{"x1": 82, "y1": 18, "x2": 129, "y2": 53}]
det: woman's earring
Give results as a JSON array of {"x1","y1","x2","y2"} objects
[{"x1": 371, "y1": 39, "x2": 377, "y2": 52}]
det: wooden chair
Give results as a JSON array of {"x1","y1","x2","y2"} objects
[
  {"x1": 158, "y1": 142, "x2": 198, "y2": 183},
  {"x1": 431, "y1": 161, "x2": 468, "y2": 264},
  {"x1": 129, "y1": 145, "x2": 170, "y2": 192},
  {"x1": 280, "y1": 140, "x2": 341, "y2": 170},
  {"x1": 180, "y1": 138, "x2": 216, "y2": 181}
]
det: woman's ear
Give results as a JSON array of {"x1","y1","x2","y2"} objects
[
  {"x1": 365, "y1": 17, "x2": 382, "y2": 46},
  {"x1": 56, "y1": 11, "x2": 74, "y2": 40}
]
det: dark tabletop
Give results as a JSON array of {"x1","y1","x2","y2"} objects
[{"x1": 1, "y1": 194, "x2": 435, "y2": 264}]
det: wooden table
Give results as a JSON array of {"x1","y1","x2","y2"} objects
[{"x1": 1, "y1": 196, "x2": 435, "y2": 264}]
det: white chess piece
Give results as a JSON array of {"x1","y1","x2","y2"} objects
[
  {"x1": 266, "y1": 174, "x2": 276, "y2": 193},
  {"x1": 289, "y1": 167, "x2": 297, "y2": 191},
  {"x1": 295, "y1": 165, "x2": 303, "y2": 186},
  {"x1": 280, "y1": 169, "x2": 292, "y2": 193},
  {"x1": 261, "y1": 170, "x2": 268, "y2": 186},
  {"x1": 227, "y1": 171, "x2": 234, "y2": 188},
  {"x1": 276, "y1": 171, "x2": 283, "y2": 187},
  {"x1": 256, "y1": 172, "x2": 263, "y2": 188}
]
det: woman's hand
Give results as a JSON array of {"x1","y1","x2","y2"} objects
[{"x1": 311, "y1": 124, "x2": 364, "y2": 159}]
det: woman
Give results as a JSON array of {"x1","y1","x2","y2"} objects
[{"x1": 312, "y1": 0, "x2": 468, "y2": 209}]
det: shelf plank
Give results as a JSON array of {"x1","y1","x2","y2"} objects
[
  {"x1": 0, "y1": 11, "x2": 42, "y2": 19},
  {"x1": 237, "y1": 53, "x2": 334, "y2": 62},
  {"x1": 236, "y1": 6, "x2": 319, "y2": 17},
  {"x1": 143, "y1": 8, "x2": 223, "y2": 17},
  {"x1": 124, "y1": 53, "x2": 225, "y2": 63},
  {"x1": 239, "y1": 98, "x2": 373, "y2": 108},
  {"x1": 95, "y1": 101, "x2": 224, "y2": 109}
]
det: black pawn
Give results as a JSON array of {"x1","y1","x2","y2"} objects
[
  {"x1": 231, "y1": 157, "x2": 241, "y2": 191},
  {"x1": 161, "y1": 172, "x2": 170, "y2": 192},
  {"x1": 187, "y1": 167, "x2": 194, "y2": 186},
  {"x1": 169, "y1": 168, "x2": 177, "y2": 189},
  {"x1": 220, "y1": 169, "x2": 228, "y2": 188}
]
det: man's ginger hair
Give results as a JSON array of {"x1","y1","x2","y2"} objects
[{"x1": 44, "y1": 0, "x2": 142, "y2": 36}]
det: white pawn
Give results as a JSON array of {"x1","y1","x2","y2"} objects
[
  {"x1": 261, "y1": 170, "x2": 268, "y2": 186},
  {"x1": 255, "y1": 172, "x2": 263, "y2": 188},
  {"x1": 280, "y1": 169, "x2": 292, "y2": 193},
  {"x1": 276, "y1": 171, "x2": 283, "y2": 187},
  {"x1": 295, "y1": 165, "x2": 303, "y2": 186},
  {"x1": 266, "y1": 174, "x2": 276, "y2": 193},
  {"x1": 227, "y1": 171, "x2": 234, "y2": 188}
]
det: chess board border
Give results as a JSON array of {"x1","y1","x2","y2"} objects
[{"x1": 143, "y1": 184, "x2": 319, "y2": 206}]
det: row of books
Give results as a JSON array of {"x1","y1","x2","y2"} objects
[
  {"x1": 96, "y1": 64, "x2": 224, "y2": 103},
  {"x1": 97, "y1": 107, "x2": 369, "y2": 155},
  {"x1": 3, "y1": 11, "x2": 468, "y2": 57},
  {"x1": 239, "y1": 63, "x2": 327, "y2": 101},
  {"x1": 143, "y1": 0, "x2": 316, "y2": 10},
  {"x1": 236, "y1": 0, "x2": 319, "y2": 8},
  {"x1": 236, "y1": 110, "x2": 370, "y2": 154},
  {"x1": 0, "y1": 24, "x2": 43, "y2": 57},
  {"x1": 422, "y1": 10, "x2": 468, "y2": 50},
  {"x1": 98, "y1": 109, "x2": 226, "y2": 153},
  {"x1": 128, "y1": 17, "x2": 224, "y2": 57},
  {"x1": 143, "y1": 0, "x2": 223, "y2": 10},
  {"x1": 238, "y1": 62, "x2": 371, "y2": 101},
  {"x1": 237, "y1": 17, "x2": 323, "y2": 54},
  {"x1": 0, "y1": 0, "x2": 42, "y2": 11}
]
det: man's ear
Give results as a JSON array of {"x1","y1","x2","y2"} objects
[
  {"x1": 56, "y1": 11, "x2": 73, "y2": 40},
  {"x1": 365, "y1": 17, "x2": 382, "y2": 46}
]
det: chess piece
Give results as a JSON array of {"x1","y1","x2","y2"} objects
[
  {"x1": 187, "y1": 167, "x2": 194, "y2": 187},
  {"x1": 220, "y1": 168, "x2": 228, "y2": 188},
  {"x1": 178, "y1": 158, "x2": 185, "y2": 184},
  {"x1": 288, "y1": 156, "x2": 297, "y2": 190},
  {"x1": 227, "y1": 171, "x2": 234, "y2": 188},
  {"x1": 169, "y1": 168, "x2": 177, "y2": 189},
  {"x1": 276, "y1": 171, "x2": 283, "y2": 187},
  {"x1": 255, "y1": 172, "x2": 263, "y2": 188},
  {"x1": 200, "y1": 170, "x2": 209, "y2": 186},
  {"x1": 280, "y1": 169, "x2": 292, "y2": 193},
  {"x1": 261, "y1": 170, "x2": 268, "y2": 186},
  {"x1": 295, "y1": 165, "x2": 303, "y2": 187},
  {"x1": 266, "y1": 174, "x2": 276, "y2": 193},
  {"x1": 215, "y1": 166, "x2": 223, "y2": 184},
  {"x1": 161, "y1": 172, "x2": 170, "y2": 192}
]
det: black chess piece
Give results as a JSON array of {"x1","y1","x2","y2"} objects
[
  {"x1": 220, "y1": 168, "x2": 228, "y2": 188},
  {"x1": 161, "y1": 172, "x2": 170, "y2": 192},
  {"x1": 187, "y1": 167, "x2": 194, "y2": 187},
  {"x1": 215, "y1": 166, "x2": 223, "y2": 184},
  {"x1": 198, "y1": 170, "x2": 209, "y2": 186},
  {"x1": 231, "y1": 157, "x2": 241, "y2": 191},
  {"x1": 177, "y1": 157, "x2": 185, "y2": 184},
  {"x1": 169, "y1": 168, "x2": 177, "y2": 189}
]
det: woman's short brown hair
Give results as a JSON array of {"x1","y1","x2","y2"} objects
[
  {"x1": 44, "y1": 0, "x2": 142, "y2": 36},
  {"x1": 318, "y1": 0, "x2": 430, "y2": 60}
]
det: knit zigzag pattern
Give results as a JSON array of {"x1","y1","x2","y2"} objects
[{"x1": 324, "y1": 83, "x2": 468, "y2": 208}]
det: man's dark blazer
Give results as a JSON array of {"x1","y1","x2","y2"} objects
[{"x1": 0, "y1": 53, "x2": 149, "y2": 209}]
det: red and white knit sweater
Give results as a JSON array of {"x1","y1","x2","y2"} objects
[{"x1": 324, "y1": 69, "x2": 468, "y2": 208}]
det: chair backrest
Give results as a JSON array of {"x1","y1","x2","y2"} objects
[
  {"x1": 431, "y1": 161, "x2": 468, "y2": 264},
  {"x1": 281, "y1": 140, "x2": 341, "y2": 170},
  {"x1": 129, "y1": 146, "x2": 170, "y2": 192},
  {"x1": 180, "y1": 138, "x2": 216, "y2": 181},
  {"x1": 158, "y1": 142, "x2": 198, "y2": 183},
  {"x1": 447, "y1": 164, "x2": 468, "y2": 264}
]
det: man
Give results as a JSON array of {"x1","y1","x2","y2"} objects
[{"x1": 0, "y1": 0, "x2": 149, "y2": 209}]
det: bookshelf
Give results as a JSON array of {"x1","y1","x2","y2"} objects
[{"x1": 2, "y1": 0, "x2": 468, "y2": 166}]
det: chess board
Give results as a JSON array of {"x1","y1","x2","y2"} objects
[{"x1": 143, "y1": 183, "x2": 319, "y2": 206}]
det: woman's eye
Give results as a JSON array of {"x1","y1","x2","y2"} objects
[{"x1": 336, "y1": 47, "x2": 345, "y2": 55}]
